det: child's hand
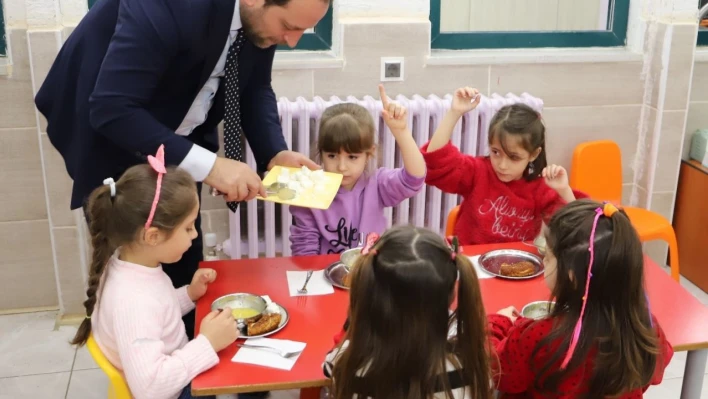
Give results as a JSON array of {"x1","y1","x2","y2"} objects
[
  {"x1": 542, "y1": 164, "x2": 570, "y2": 192},
  {"x1": 187, "y1": 268, "x2": 217, "y2": 302},
  {"x1": 379, "y1": 84, "x2": 409, "y2": 137},
  {"x1": 451, "y1": 87, "x2": 481, "y2": 115},
  {"x1": 497, "y1": 306, "x2": 521, "y2": 323},
  {"x1": 200, "y1": 307, "x2": 238, "y2": 352}
]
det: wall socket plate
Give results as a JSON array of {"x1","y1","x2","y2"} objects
[{"x1": 380, "y1": 57, "x2": 404, "y2": 82}]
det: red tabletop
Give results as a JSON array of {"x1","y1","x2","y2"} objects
[{"x1": 192, "y1": 242, "x2": 708, "y2": 396}]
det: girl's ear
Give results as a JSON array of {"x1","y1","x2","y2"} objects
[
  {"x1": 530, "y1": 147, "x2": 543, "y2": 162},
  {"x1": 142, "y1": 227, "x2": 162, "y2": 246}
]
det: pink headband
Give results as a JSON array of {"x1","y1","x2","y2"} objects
[{"x1": 145, "y1": 145, "x2": 166, "y2": 230}]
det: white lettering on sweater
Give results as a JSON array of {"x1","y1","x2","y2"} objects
[{"x1": 478, "y1": 196, "x2": 535, "y2": 240}]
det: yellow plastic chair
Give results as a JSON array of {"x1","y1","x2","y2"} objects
[
  {"x1": 570, "y1": 140, "x2": 680, "y2": 282},
  {"x1": 86, "y1": 334, "x2": 132, "y2": 399}
]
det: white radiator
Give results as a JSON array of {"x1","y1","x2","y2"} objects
[{"x1": 225, "y1": 93, "x2": 544, "y2": 259}]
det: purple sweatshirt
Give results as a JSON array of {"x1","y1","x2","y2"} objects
[{"x1": 289, "y1": 168, "x2": 425, "y2": 255}]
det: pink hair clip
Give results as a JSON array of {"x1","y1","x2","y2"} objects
[
  {"x1": 145, "y1": 145, "x2": 166, "y2": 230},
  {"x1": 361, "y1": 232, "x2": 380, "y2": 255}
]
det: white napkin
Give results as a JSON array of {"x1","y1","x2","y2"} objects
[
  {"x1": 467, "y1": 255, "x2": 495, "y2": 279},
  {"x1": 286, "y1": 270, "x2": 335, "y2": 296},
  {"x1": 231, "y1": 338, "x2": 306, "y2": 370}
]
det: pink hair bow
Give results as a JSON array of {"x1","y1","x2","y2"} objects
[
  {"x1": 361, "y1": 232, "x2": 380, "y2": 255},
  {"x1": 145, "y1": 145, "x2": 166, "y2": 230}
]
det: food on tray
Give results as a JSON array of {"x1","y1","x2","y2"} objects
[
  {"x1": 342, "y1": 272, "x2": 353, "y2": 288},
  {"x1": 231, "y1": 308, "x2": 260, "y2": 320},
  {"x1": 273, "y1": 166, "x2": 326, "y2": 198},
  {"x1": 247, "y1": 313, "x2": 282, "y2": 336},
  {"x1": 499, "y1": 261, "x2": 536, "y2": 277}
]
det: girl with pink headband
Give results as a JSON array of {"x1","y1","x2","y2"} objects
[
  {"x1": 488, "y1": 199, "x2": 673, "y2": 398},
  {"x1": 71, "y1": 145, "x2": 237, "y2": 399}
]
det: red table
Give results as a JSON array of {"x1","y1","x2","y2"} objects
[{"x1": 192, "y1": 242, "x2": 708, "y2": 398}]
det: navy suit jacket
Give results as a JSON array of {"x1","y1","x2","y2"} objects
[{"x1": 35, "y1": 0, "x2": 288, "y2": 209}]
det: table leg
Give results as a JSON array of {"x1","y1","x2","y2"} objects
[
  {"x1": 680, "y1": 349, "x2": 708, "y2": 399},
  {"x1": 299, "y1": 387, "x2": 322, "y2": 399}
]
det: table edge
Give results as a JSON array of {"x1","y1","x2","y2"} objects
[{"x1": 192, "y1": 378, "x2": 331, "y2": 395}]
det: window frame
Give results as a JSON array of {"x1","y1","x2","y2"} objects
[
  {"x1": 429, "y1": 0, "x2": 630, "y2": 50},
  {"x1": 0, "y1": 0, "x2": 6, "y2": 57}
]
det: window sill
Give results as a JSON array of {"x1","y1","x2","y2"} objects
[
  {"x1": 273, "y1": 51, "x2": 344, "y2": 70},
  {"x1": 694, "y1": 47, "x2": 708, "y2": 62},
  {"x1": 426, "y1": 47, "x2": 643, "y2": 66},
  {"x1": 0, "y1": 58, "x2": 10, "y2": 76}
]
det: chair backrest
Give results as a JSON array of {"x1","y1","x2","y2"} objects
[
  {"x1": 86, "y1": 334, "x2": 132, "y2": 399},
  {"x1": 570, "y1": 140, "x2": 623, "y2": 204},
  {"x1": 445, "y1": 205, "x2": 461, "y2": 237}
]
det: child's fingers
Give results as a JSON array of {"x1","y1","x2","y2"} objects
[
  {"x1": 203, "y1": 310, "x2": 220, "y2": 322},
  {"x1": 399, "y1": 107, "x2": 408, "y2": 120},
  {"x1": 218, "y1": 307, "x2": 233, "y2": 320},
  {"x1": 382, "y1": 109, "x2": 391, "y2": 120},
  {"x1": 378, "y1": 84, "x2": 390, "y2": 108}
]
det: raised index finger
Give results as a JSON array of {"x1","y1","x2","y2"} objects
[{"x1": 378, "y1": 84, "x2": 390, "y2": 108}]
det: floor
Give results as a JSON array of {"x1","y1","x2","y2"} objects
[{"x1": 0, "y1": 270, "x2": 706, "y2": 399}]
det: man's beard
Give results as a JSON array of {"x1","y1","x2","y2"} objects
[{"x1": 240, "y1": 5, "x2": 273, "y2": 48}]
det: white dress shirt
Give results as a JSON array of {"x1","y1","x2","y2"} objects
[{"x1": 176, "y1": 1, "x2": 242, "y2": 182}]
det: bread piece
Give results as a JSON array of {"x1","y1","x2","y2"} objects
[
  {"x1": 247, "y1": 313, "x2": 282, "y2": 336},
  {"x1": 499, "y1": 261, "x2": 536, "y2": 277}
]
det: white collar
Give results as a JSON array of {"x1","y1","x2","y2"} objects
[{"x1": 231, "y1": 0, "x2": 242, "y2": 32}]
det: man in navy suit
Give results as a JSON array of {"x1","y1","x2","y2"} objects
[{"x1": 35, "y1": 0, "x2": 328, "y2": 345}]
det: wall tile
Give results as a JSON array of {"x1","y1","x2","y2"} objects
[
  {"x1": 41, "y1": 135, "x2": 75, "y2": 226},
  {"x1": 663, "y1": 24, "x2": 697, "y2": 111},
  {"x1": 0, "y1": 30, "x2": 38, "y2": 129},
  {"x1": 0, "y1": 128, "x2": 48, "y2": 222},
  {"x1": 653, "y1": 110, "x2": 686, "y2": 192},
  {"x1": 52, "y1": 227, "x2": 86, "y2": 315}
]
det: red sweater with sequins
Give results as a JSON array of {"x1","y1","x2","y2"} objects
[
  {"x1": 421, "y1": 142, "x2": 588, "y2": 245},
  {"x1": 487, "y1": 314, "x2": 673, "y2": 399}
]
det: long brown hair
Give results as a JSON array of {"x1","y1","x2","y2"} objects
[
  {"x1": 71, "y1": 165, "x2": 198, "y2": 346},
  {"x1": 315, "y1": 103, "x2": 377, "y2": 166},
  {"x1": 532, "y1": 199, "x2": 659, "y2": 397},
  {"x1": 332, "y1": 226, "x2": 493, "y2": 399},
  {"x1": 488, "y1": 103, "x2": 546, "y2": 180}
]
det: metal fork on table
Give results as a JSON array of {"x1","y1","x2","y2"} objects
[
  {"x1": 237, "y1": 343, "x2": 302, "y2": 358},
  {"x1": 298, "y1": 270, "x2": 314, "y2": 294}
]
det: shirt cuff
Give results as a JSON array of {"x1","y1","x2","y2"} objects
[{"x1": 178, "y1": 144, "x2": 217, "y2": 182}]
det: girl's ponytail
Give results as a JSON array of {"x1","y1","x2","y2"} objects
[{"x1": 71, "y1": 184, "x2": 117, "y2": 346}]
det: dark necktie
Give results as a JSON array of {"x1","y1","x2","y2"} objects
[{"x1": 222, "y1": 28, "x2": 246, "y2": 213}]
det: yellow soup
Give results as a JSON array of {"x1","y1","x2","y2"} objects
[{"x1": 231, "y1": 308, "x2": 260, "y2": 319}]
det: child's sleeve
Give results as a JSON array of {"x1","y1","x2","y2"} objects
[
  {"x1": 537, "y1": 185, "x2": 589, "y2": 224},
  {"x1": 175, "y1": 285, "x2": 195, "y2": 316},
  {"x1": 289, "y1": 206, "x2": 321, "y2": 256},
  {"x1": 375, "y1": 168, "x2": 425, "y2": 207},
  {"x1": 488, "y1": 314, "x2": 543, "y2": 394},
  {"x1": 647, "y1": 316, "x2": 674, "y2": 389},
  {"x1": 322, "y1": 340, "x2": 350, "y2": 378},
  {"x1": 421, "y1": 141, "x2": 478, "y2": 196},
  {"x1": 113, "y1": 297, "x2": 219, "y2": 399}
]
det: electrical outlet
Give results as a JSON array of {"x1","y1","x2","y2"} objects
[{"x1": 380, "y1": 57, "x2": 404, "y2": 81}]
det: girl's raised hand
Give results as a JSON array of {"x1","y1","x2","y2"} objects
[
  {"x1": 451, "y1": 86, "x2": 481, "y2": 115},
  {"x1": 379, "y1": 84, "x2": 409, "y2": 137},
  {"x1": 542, "y1": 164, "x2": 570, "y2": 192},
  {"x1": 187, "y1": 268, "x2": 217, "y2": 301}
]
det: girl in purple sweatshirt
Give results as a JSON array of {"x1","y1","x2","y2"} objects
[{"x1": 290, "y1": 85, "x2": 426, "y2": 255}]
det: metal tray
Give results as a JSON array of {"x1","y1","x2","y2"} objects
[
  {"x1": 239, "y1": 303, "x2": 289, "y2": 339},
  {"x1": 324, "y1": 261, "x2": 350, "y2": 290},
  {"x1": 478, "y1": 249, "x2": 544, "y2": 280}
]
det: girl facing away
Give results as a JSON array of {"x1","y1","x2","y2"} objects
[
  {"x1": 421, "y1": 87, "x2": 587, "y2": 246},
  {"x1": 323, "y1": 226, "x2": 493, "y2": 399},
  {"x1": 488, "y1": 199, "x2": 673, "y2": 399},
  {"x1": 71, "y1": 146, "x2": 238, "y2": 399},
  {"x1": 290, "y1": 85, "x2": 426, "y2": 255}
]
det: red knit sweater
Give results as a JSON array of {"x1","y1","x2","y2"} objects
[
  {"x1": 488, "y1": 314, "x2": 673, "y2": 399},
  {"x1": 422, "y1": 142, "x2": 587, "y2": 245}
]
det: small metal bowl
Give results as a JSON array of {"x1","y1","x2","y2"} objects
[
  {"x1": 211, "y1": 293, "x2": 267, "y2": 325},
  {"x1": 340, "y1": 247, "x2": 362, "y2": 268},
  {"x1": 521, "y1": 301, "x2": 555, "y2": 320}
]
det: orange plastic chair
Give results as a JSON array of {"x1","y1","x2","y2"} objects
[
  {"x1": 446, "y1": 205, "x2": 461, "y2": 237},
  {"x1": 86, "y1": 334, "x2": 132, "y2": 399},
  {"x1": 570, "y1": 140, "x2": 680, "y2": 282}
]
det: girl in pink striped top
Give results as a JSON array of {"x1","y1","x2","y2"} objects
[{"x1": 71, "y1": 147, "x2": 238, "y2": 399}]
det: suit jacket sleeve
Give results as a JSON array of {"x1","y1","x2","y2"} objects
[
  {"x1": 240, "y1": 45, "x2": 288, "y2": 173},
  {"x1": 87, "y1": 0, "x2": 195, "y2": 166}
]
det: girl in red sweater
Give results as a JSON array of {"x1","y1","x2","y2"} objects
[
  {"x1": 488, "y1": 199, "x2": 673, "y2": 399},
  {"x1": 421, "y1": 87, "x2": 585, "y2": 245}
]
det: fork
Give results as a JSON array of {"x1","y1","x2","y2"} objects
[
  {"x1": 237, "y1": 343, "x2": 302, "y2": 358},
  {"x1": 298, "y1": 270, "x2": 314, "y2": 294}
]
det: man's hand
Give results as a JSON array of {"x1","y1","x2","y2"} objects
[
  {"x1": 204, "y1": 157, "x2": 266, "y2": 201},
  {"x1": 267, "y1": 150, "x2": 320, "y2": 171}
]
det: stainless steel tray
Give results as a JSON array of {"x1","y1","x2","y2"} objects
[
  {"x1": 478, "y1": 249, "x2": 544, "y2": 280},
  {"x1": 239, "y1": 303, "x2": 289, "y2": 339},
  {"x1": 324, "y1": 261, "x2": 350, "y2": 290}
]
